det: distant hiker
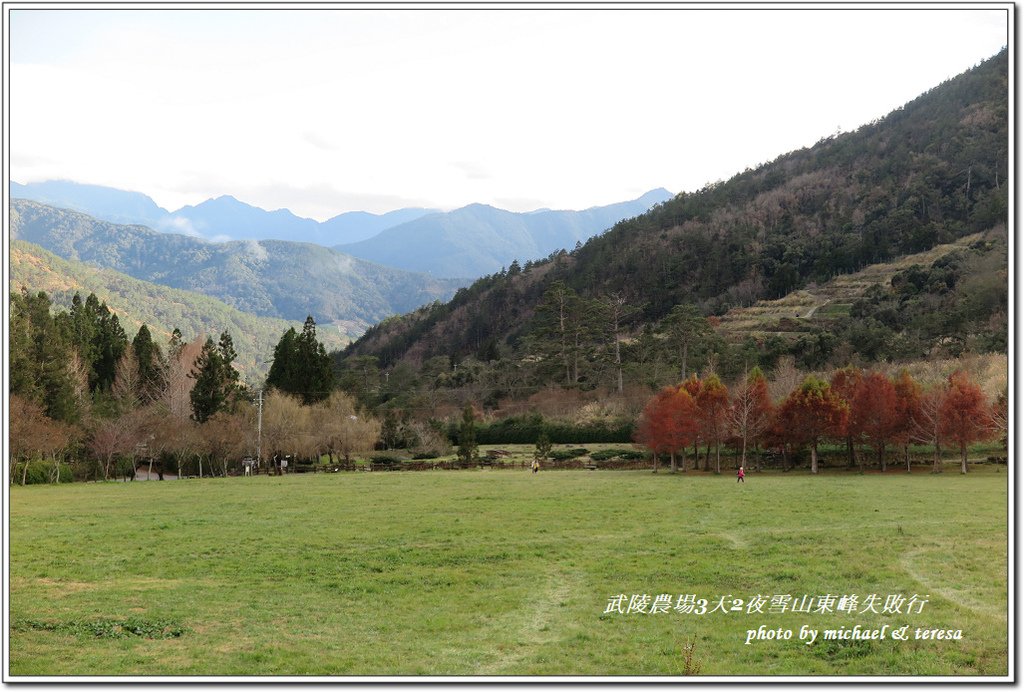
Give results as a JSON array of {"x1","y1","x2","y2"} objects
[
  {"x1": 737, "y1": 466, "x2": 745, "y2": 483},
  {"x1": 532, "y1": 459, "x2": 540, "y2": 474}
]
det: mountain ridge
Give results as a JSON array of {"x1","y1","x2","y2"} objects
[
  {"x1": 10, "y1": 199, "x2": 464, "y2": 334},
  {"x1": 336, "y1": 188, "x2": 674, "y2": 277},
  {"x1": 10, "y1": 181, "x2": 670, "y2": 272},
  {"x1": 343, "y1": 49, "x2": 1008, "y2": 376}
]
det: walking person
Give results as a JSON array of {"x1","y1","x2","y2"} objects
[{"x1": 737, "y1": 466, "x2": 745, "y2": 483}]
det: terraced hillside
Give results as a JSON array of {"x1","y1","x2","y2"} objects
[{"x1": 716, "y1": 231, "x2": 991, "y2": 342}]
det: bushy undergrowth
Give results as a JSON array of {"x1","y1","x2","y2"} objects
[
  {"x1": 11, "y1": 461, "x2": 73, "y2": 485},
  {"x1": 549, "y1": 448, "x2": 589, "y2": 461}
]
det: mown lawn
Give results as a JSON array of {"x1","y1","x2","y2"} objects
[{"x1": 8, "y1": 467, "x2": 1008, "y2": 678}]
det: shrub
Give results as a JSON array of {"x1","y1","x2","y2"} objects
[
  {"x1": 550, "y1": 448, "x2": 589, "y2": 461},
  {"x1": 12, "y1": 460, "x2": 73, "y2": 485},
  {"x1": 370, "y1": 454, "x2": 402, "y2": 466}
]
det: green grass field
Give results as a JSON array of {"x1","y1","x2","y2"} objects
[{"x1": 8, "y1": 467, "x2": 1008, "y2": 678}]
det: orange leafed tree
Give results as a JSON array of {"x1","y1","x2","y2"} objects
[
  {"x1": 636, "y1": 386, "x2": 699, "y2": 473},
  {"x1": 829, "y1": 365, "x2": 863, "y2": 468},
  {"x1": 891, "y1": 370, "x2": 923, "y2": 472},
  {"x1": 697, "y1": 374, "x2": 730, "y2": 474},
  {"x1": 849, "y1": 371, "x2": 900, "y2": 473},
  {"x1": 775, "y1": 376, "x2": 849, "y2": 474},
  {"x1": 680, "y1": 374, "x2": 704, "y2": 468},
  {"x1": 939, "y1": 371, "x2": 992, "y2": 474}
]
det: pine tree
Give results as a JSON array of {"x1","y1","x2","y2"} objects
[
  {"x1": 295, "y1": 316, "x2": 334, "y2": 404},
  {"x1": 9, "y1": 290, "x2": 40, "y2": 401},
  {"x1": 190, "y1": 337, "x2": 224, "y2": 423},
  {"x1": 218, "y1": 331, "x2": 240, "y2": 391},
  {"x1": 533, "y1": 282, "x2": 599, "y2": 386},
  {"x1": 11, "y1": 289, "x2": 80, "y2": 423},
  {"x1": 36, "y1": 318, "x2": 80, "y2": 423},
  {"x1": 55, "y1": 292, "x2": 98, "y2": 389},
  {"x1": 94, "y1": 305, "x2": 127, "y2": 392},
  {"x1": 189, "y1": 332, "x2": 241, "y2": 423},
  {"x1": 662, "y1": 304, "x2": 712, "y2": 380},
  {"x1": 132, "y1": 324, "x2": 167, "y2": 403},
  {"x1": 266, "y1": 317, "x2": 334, "y2": 405},
  {"x1": 266, "y1": 327, "x2": 299, "y2": 394}
]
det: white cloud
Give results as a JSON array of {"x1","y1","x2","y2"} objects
[
  {"x1": 8, "y1": 7, "x2": 1009, "y2": 216},
  {"x1": 240, "y1": 239, "x2": 268, "y2": 263},
  {"x1": 157, "y1": 215, "x2": 202, "y2": 238}
]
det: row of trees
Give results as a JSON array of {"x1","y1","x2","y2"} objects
[
  {"x1": 9, "y1": 290, "x2": 375, "y2": 483},
  {"x1": 636, "y1": 366, "x2": 1004, "y2": 475},
  {"x1": 9, "y1": 289, "x2": 1005, "y2": 484}
]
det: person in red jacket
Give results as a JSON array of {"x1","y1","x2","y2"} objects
[{"x1": 737, "y1": 466, "x2": 745, "y2": 483}]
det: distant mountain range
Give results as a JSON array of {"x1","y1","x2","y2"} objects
[
  {"x1": 335, "y1": 189, "x2": 674, "y2": 278},
  {"x1": 10, "y1": 181, "x2": 673, "y2": 279},
  {"x1": 9, "y1": 180, "x2": 439, "y2": 246},
  {"x1": 10, "y1": 199, "x2": 463, "y2": 333},
  {"x1": 167, "y1": 195, "x2": 440, "y2": 246}
]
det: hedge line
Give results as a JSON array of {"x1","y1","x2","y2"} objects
[{"x1": 448, "y1": 415, "x2": 635, "y2": 445}]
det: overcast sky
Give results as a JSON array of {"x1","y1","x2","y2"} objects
[{"x1": 7, "y1": 4, "x2": 1010, "y2": 220}]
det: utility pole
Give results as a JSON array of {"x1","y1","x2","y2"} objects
[{"x1": 257, "y1": 389, "x2": 263, "y2": 472}]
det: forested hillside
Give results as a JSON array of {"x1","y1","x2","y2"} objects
[
  {"x1": 10, "y1": 200, "x2": 464, "y2": 333},
  {"x1": 10, "y1": 240, "x2": 346, "y2": 378},
  {"x1": 344, "y1": 49, "x2": 1007, "y2": 388}
]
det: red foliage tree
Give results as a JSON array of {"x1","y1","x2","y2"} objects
[
  {"x1": 849, "y1": 371, "x2": 900, "y2": 473},
  {"x1": 829, "y1": 365, "x2": 863, "y2": 468},
  {"x1": 697, "y1": 374, "x2": 730, "y2": 474},
  {"x1": 891, "y1": 370, "x2": 923, "y2": 472},
  {"x1": 635, "y1": 386, "x2": 699, "y2": 473},
  {"x1": 775, "y1": 376, "x2": 849, "y2": 474},
  {"x1": 939, "y1": 371, "x2": 992, "y2": 474},
  {"x1": 680, "y1": 374, "x2": 704, "y2": 468}
]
